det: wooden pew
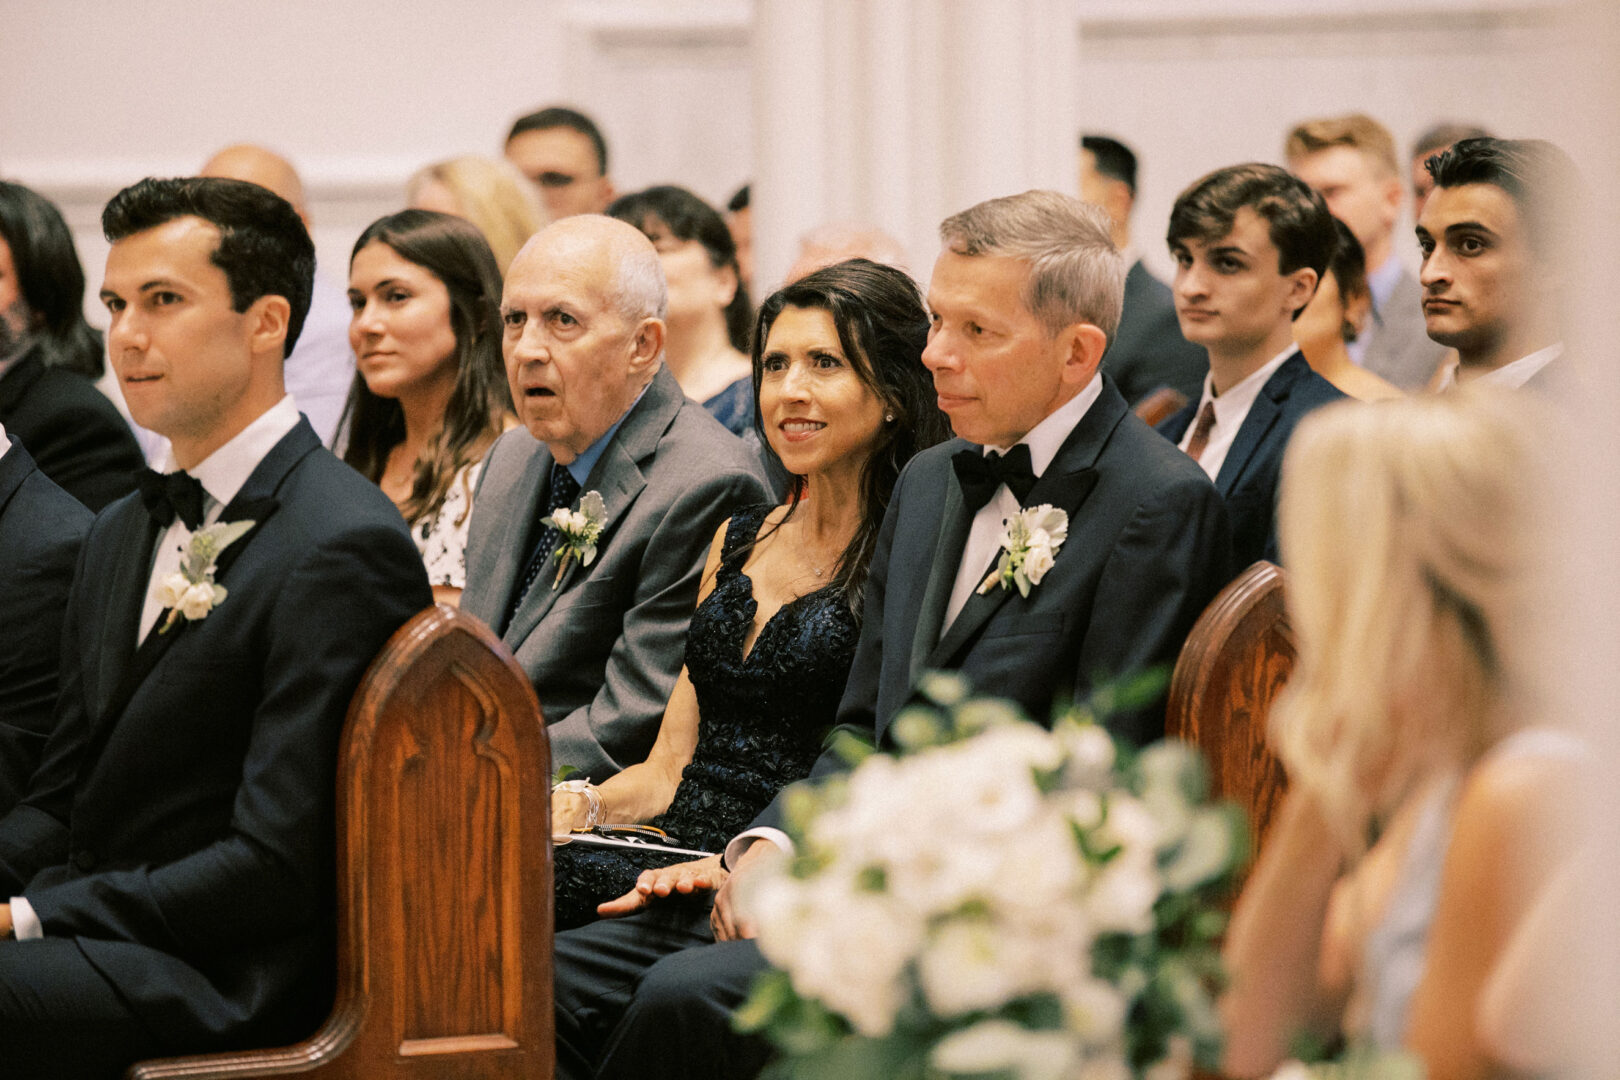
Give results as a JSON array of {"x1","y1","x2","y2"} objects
[
  {"x1": 1166, "y1": 561, "x2": 1294, "y2": 872},
  {"x1": 1133, "y1": 386, "x2": 1190, "y2": 428},
  {"x1": 129, "y1": 603, "x2": 554, "y2": 1079}
]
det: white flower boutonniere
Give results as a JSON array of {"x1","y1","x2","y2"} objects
[
  {"x1": 153, "y1": 519, "x2": 256, "y2": 633},
  {"x1": 550, "y1": 490, "x2": 606, "y2": 589},
  {"x1": 977, "y1": 503, "x2": 1068, "y2": 598}
]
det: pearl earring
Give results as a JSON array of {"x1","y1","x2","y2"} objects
[{"x1": 885, "y1": 412, "x2": 895, "y2": 422}]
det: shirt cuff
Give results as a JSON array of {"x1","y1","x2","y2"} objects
[
  {"x1": 724, "y1": 827, "x2": 795, "y2": 869},
  {"x1": 9, "y1": 897, "x2": 41, "y2": 939}
]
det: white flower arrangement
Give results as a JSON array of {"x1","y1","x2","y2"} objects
[
  {"x1": 549, "y1": 490, "x2": 606, "y2": 589},
  {"x1": 979, "y1": 504, "x2": 1069, "y2": 597},
  {"x1": 735, "y1": 673, "x2": 1247, "y2": 1080},
  {"x1": 152, "y1": 519, "x2": 256, "y2": 634}
]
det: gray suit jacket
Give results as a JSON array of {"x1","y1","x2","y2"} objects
[
  {"x1": 461, "y1": 367, "x2": 769, "y2": 780},
  {"x1": 1362, "y1": 266, "x2": 1448, "y2": 391}
]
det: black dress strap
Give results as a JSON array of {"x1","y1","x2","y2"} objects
[{"x1": 716, "y1": 503, "x2": 775, "y2": 578}]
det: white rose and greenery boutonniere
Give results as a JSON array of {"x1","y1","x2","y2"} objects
[
  {"x1": 550, "y1": 490, "x2": 606, "y2": 589},
  {"x1": 153, "y1": 520, "x2": 256, "y2": 633},
  {"x1": 978, "y1": 503, "x2": 1069, "y2": 598}
]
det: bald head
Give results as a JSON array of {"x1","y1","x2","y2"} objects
[
  {"x1": 200, "y1": 144, "x2": 308, "y2": 224},
  {"x1": 502, "y1": 214, "x2": 668, "y2": 462}
]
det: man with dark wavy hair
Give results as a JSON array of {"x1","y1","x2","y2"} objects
[
  {"x1": 0, "y1": 176, "x2": 430, "y2": 1077},
  {"x1": 1418, "y1": 137, "x2": 1580, "y2": 391}
]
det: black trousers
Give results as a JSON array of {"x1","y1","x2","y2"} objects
[
  {"x1": 0, "y1": 937, "x2": 164, "y2": 1079},
  {"x1": 554, "y1": 899, "x2": 773, "y2": 1080}
]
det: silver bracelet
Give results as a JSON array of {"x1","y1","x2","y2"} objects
[{"x1": 553, "y1": 778, "x2": 602, "y2": 829}]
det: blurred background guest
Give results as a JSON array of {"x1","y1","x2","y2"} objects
[
  {"x1": 1294, "y1": 219, "x2": 1401, "y2": 401},
  {"x1": 784, "y1": 221, "x2": 908, "y2": 284},
  {"x1": 503, "y1": 105, "x2": 615, "y2": 219},
  {"x1": 1080, "y1": 134, "x2": 1208, "y2": 404},
  {"x1": 609, "y1": 185, "x2": 756, "y2": 435},
  {"x1": 0, "y1": 180, "x2": 143, "y2": 510},
  {"x1": 548, "y1": 258, "x2": 951, "y2": 929},
  {"x1": 1221, "y1": 388, "x2": 1582, "y2": 1080},
  {"x1": 200, "y1": 143, "x2": 356, "y2": 448},
  {"x1": 1409, "y1": 122, "x2": 1493, "y2": 218},
  {"x1": 341, "y1": 210, "x2": 513, "y2": 604},
  {"x1": 406, "y1": 155, "x2": 548, "y2": 275}
]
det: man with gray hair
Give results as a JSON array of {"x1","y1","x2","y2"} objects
[
  {"x1": 548, "y1": 190, "x2": 1233, "y2": 1080},
  {"x1": 461, "y1": 215, "x2": 767, "y2": 781}
]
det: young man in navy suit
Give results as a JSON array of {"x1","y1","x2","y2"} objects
[
  {"x1": 0, "y1": 178, "x2": 431, "y2": 1077},
  {"x1": 549, "y1": 190, "x2": 1234, "y2": 1080},
  {"x1": 1158, "y1": 163, "x2": 1346, "y2": 569}
]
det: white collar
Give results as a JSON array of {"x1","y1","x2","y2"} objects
[
  {"x1": 161, "y1": 396, "x2": 301, "y2": 507},
  {"x1": 985, "y1": 372, "x2": 1104, "y2": 477},
  {"x1": 1195, "y1": 346, "x2": 1295, "y2": 428},
  {"x1": 0, "y1": 419, "x2": 8, "y2": 462},
  {"x1": 1439, "y1": 342, "x2": 1563, "y2": 391}
]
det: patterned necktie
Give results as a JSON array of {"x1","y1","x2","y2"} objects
[
  {"x1": 951, "y1": 444, "x2": 1037, "y2": 512},
  {"x1": 505, "y1": 462, "x2": 582, "y2": 629},
  {"x1": 137, "y1": 468, "x2": 207, "y2": 530},
  {"x1": 1184, "y1": 402, "x2": 1218, "y2": 464}
]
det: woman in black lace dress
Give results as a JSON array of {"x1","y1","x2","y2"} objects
[{"x1": 549, "y1": 259, "x2": 950, "y2": 928}]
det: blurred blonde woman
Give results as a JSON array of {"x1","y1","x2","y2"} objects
[
  {"x1": 407, "y1": 155, "x2": 547, "y2": 275},
  {"x1": 1221, "y1": 388, "x2": 1583, "y2": 1080}
]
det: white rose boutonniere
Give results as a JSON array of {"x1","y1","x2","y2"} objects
[
  {"x1": 153, "y1": 519, "x2": 256, "y2": 633},
  {"x1": 978, "y1": 503, "x2": 1069, "y2": 598},
  {"x1": 550, "y1": 490, "x2": 606, "y2": 589}
]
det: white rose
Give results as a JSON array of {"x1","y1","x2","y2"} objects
[
  {"x1": 178, "y1": 582, "x2": 221, "y2": 620},
  {"x1": 1087, "y1": 855, "x2": 1160, "y2": 935},
  {"x1": 1160, "y1": 807, "x2": 1237, "y2": 892},
  {"x1": 1057, "y1": 722, "x2": 1116, "y2": 789},
  {"x1": 932, "y1": 1020, "x2": 1078, "y2": 1080},
  {"x1": 1064, "y1": 977, "x2": 1128, "y2": 1045},
  {"x1": 1026, "y1": 505, "x2": 1069, "y2": 544},
  {"x1": 1022, "y1": 542, "x2": 1056, "y2": 585},
  {"x1": 1143, "y1": 1035, "x2": 1194, "y2": 1080},
  {"x1": 1077, "y1": 1057, "x2": 1133, "y2": 1080},
  {"x1": 155, "y1": 571, "x2": 191, "y2": 609}
]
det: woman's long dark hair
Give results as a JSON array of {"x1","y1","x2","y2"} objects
[
  {"x1": 746, "y1": 258, "x2": 950, "y2": 617},
  {"x1": 339, "y1": 210, "x2": 511, "y2": 524},
  {"x1": 607, "y1": 185, "x2": 752, "y2": 352},
  {"x1": 0, "y1": 181, "x2": 104, "y2": 376}
]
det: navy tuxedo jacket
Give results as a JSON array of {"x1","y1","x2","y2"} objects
[
  {"x1": 0, "y1": 437, "x2": 92, "y2": 814},
  {"x1": 1105, "y1": 260, "x2": 1209, "y2": 404},
  {"x1": 0, "y1": 342, "x2": 144, "y2": 512},
  {"x1": 1158, "y1": 351, "x2": 1344, "y2": 568},
  {"x1": 0, "y1": 419, "x2": 431, "y2": 1052},
  {"x1": 754, "y1": 377, "x2": 1233, "y2": 833}
]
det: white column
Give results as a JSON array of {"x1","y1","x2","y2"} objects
[{"x1": 750, "y1": 0, "x2": 1082, "y2": 294}]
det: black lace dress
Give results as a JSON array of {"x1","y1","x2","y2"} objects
[{"x1": 552, "y1": 503, "x2": 861, "y2": 928}]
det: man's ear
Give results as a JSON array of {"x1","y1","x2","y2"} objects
[
  {"x1": 1060, "y1": 320, "x2": 1110, "y2": 387},
  {"x1": 628, "y1": 317, "x2": 666, "y2": 373},
  {"x1": 1285, "y1": 267, "x2": 1321, "y2": 320},
  {"x1": 245, "y1": 294, "x2": 292, "y2": 359}
]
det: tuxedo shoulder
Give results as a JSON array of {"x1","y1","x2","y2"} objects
[
  {"x1": 1106, "y1": 412, "x2": 1217, "y2": 490},
  {"x1": 272, "y1": 447, "x2": 419, "y2": 543}
]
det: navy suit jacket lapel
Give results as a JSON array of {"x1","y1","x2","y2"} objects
[
  {"x1": 92, "y1": 420, "x2": 313, "y2": 731},
  {"x1": 1213, "y1": 351, "x2": 1303, "y2": 497},
  {"x1": 924, "y1": 381, "x2": 1125, "y2": 670},
  {"x1": 908, "y1": 473, "x2": 971, "y2": 688}
]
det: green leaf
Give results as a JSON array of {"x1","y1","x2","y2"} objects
[{"x1": 551, "y1": 764, "x2": 580, "y2": 785}]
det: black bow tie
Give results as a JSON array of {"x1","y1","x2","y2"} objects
[
  {"x1": 952, "y1": 444, "x2": 1036, "y2": 513},
  {"x1": 138, "y1": 468, "x2": 207, "y2": 530}
]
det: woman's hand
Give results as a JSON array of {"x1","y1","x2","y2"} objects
[
  {"x1": 551, "y1": 788, "x2": 593, "y2": 836},
  {"x1": 596, "y1": 854, "x2": 729, "y2": 918}
]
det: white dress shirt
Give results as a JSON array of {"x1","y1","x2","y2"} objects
[
  {"x1": 1178, "y1": 347, "x2": 1295, "y2": 483},
  {"x1": 0, "y1": 419, "x2": 9, "y2": 461},
  {"x1": 10, "y1": 397, "x2": 301, "y2": 942},
  {"x1": 1435, "y1": 343, "x2": 1562, "y2": 392},
  {"x1": 725, "y1": 375, "x2": 1106, "y2": 867}
]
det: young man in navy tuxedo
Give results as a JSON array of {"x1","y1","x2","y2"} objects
[
  {"x1": 0, "y1": 177, "x2": 431, "y2": 1077},
  {"x1": 1157, "y1": 163, "x2": 1346, "y2": 569},
  {"x1": 549, "y1": 190, "x2": 1234, "y2": 1080}
]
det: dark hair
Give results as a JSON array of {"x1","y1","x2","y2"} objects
[
  {"x1": 746, "y1": 258, "x2": 951, "y2": 617},
  {"x1": 340, "y1": 210, "x2": 512, "y2": 525},
  {"x1": 1412, "y1": 122, "x2": 1492, "y2": 161},
  {"x1": 506, "y1": 106, "x2": 609, "y2": 175},
  {"x1": 727, "y1": 184, "x2": 751, "y2": 214},
  {"x1": 608, "y1": 185, "x2": 753, "y2": 352},
  {"x1": 1426, "y1": 137, "x2": 1583, "y2": 266},
  {"x1": 102, "y1": 176, "x2": 315, "y2": 359},
  {"x1": 1080, "y1": 135, "x2": 1138, "y2": 197},
  {"x1": 0, "y1": 181, "x2": 104, "y2": 376},
  {"x1": 1167, "y1": 163, "x2": 1337, "y2": 317},
  {"x1": 1325, "y1": 218, "x2": 1369, "y2": 343}
]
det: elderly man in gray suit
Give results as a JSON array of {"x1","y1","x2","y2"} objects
[{"x1": 461, "y1": 216, "x2": 768, "y2": 780}]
